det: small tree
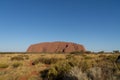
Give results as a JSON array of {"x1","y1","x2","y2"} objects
[
  {"x1": 113, "y1": 50, "x2": 119, "y2": 53},
  {"x1": 98, "y1": 51, "x2": 104, "y2": 54},
  {"x1": 70, "y1": 50, "x2": 84, "y2": 54},
  {"x1": 85, "y1": 51, "x2": 91, "y2": 54}
]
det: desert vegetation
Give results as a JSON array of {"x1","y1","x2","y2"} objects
[{"x1": 0, "y1": 52, "x2": 120, "y2": 80}]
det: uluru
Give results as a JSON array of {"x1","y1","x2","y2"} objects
[{"x1": 27, "y1": 41, "x2": 85, "y2": 53}]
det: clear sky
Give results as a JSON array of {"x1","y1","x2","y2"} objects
[{"x1": 0, "y1": 0, "x2": 120, "y2": 52}]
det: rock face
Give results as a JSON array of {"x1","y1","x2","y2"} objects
[{"x1": 27, "y1": 41, "x2": 85, "y2": 53}]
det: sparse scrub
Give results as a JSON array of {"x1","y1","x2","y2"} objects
[
  {"x1": 12, "y1": 62, "x2": 22, "y2": 68},
  {"x1": 24, "y1": 55, "x2": 29, "y2": 60},
  {"x1": 80, "y1": 60, "x2": 91, "y2": 72},
  {"x1": 11, "y1": 55, "x2": 29, "y2": 61},
  {"x1": 41, "y1": 61, "x2": 73, "y2": 80},
  {"x1": 106, "y1": 55, "x2": 118, "y2": 62},
  {"x1": 0, "y1": 71, "x2": 7, "y2": 75},
  {"x1": 0, "y1": 63, "x2": 9, "y2": 68},
  {"x1": 98, "y1": 54, "x2": 106, "y2": 58},
  {"x1": 11, "y1": 56, "x2": 24, "y2": 61},
  {"x1": 84, "y1": 56, "x2": 92, "y2": 59},
  {"x1": 39, "y1": 57, "x2": 61, "y2": 64},
  {"x1": 0, "y1": 53, "x2": 120, "y2": 80},
  {"x1": 67, "y1": 58, "x2": 80, "y2": 67},
  {"x1": 32, "y1": 57, "x2": 63, "y2": 65},
  {"x1": 66, "y1": 54, "x2": 75, "y2": 60}
]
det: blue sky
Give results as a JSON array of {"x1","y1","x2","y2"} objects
[{"x1": 0, "y1": 0, "x2": 120, "y2": 52}]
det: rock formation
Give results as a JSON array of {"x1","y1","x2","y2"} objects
[{"x1": 27, "y1": 41, "x2": 85, "y2": 53}]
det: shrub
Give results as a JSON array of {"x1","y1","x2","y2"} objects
[
  {"x1": 11, "y1": 56, "x2": 24, "y2": 61},
  {"x1": 11, "y1": 55, "x2": 29, "y2": 61},
  {"x1": 80, "y1": 61, "x2": 90, "y2": 72},
  {"x1": 66, "y1": 54, "x2": 75, "y2": 60},
  {"x1": 67, "y1": 67, "x2": 88, "y2": 80},
  {"x1": 12, "y1": 62, "x2": 22, "y2": 68},
  {"x1": 39, "y1": 58, "x2": 60, "y2": 64},
  {"x1": 66, "y1": 66, "x2": 116, "y2": 80},
  {"x1": 84, "y1": 56, "x2": 92, "y2": 59},
  {"x1": 0, "y1": 71, "x2": 7, "y2": 75},
  {"x1": 67, "y1": 58, "x2": 80, "y2": 67},
  {"x1": 24, "y1": 55, "x2": 29, "y2": 60},
  {"x1": 66, "y1": 55, "x2": 80, "y2": 67},
  {"x1": 113, "y1": 50, "x2": 119, "y2": 53},
  {"x1": 40, "y1": 61, "x2": 73, "y2": 80},
  {"x1": 32, "y1": 57, "x2": 62, "y2": 65},
  {"x1": 31, "y1": 58, "x2": 40, "y2": 65},
  {"x1": 40, "y1": 69, "x2": 49, "y2": 79},
  {"x1": 70, "y1": 51, "x2": 84, "y2": 54},
  {"x1": 87, "y1": 67, "x2": 102, "y2": 80},
  {"x1": 0, "y1": 63, "x2": 9, "y2": 68},
  {"x1": 98, "y1": 51, "x2": 104, "y2": 54},
  {"x1": 100, "y1": 66, "x2": 115, "y2": 80},
  {"x1": 85, "y1": 51, "x2": 92, "y2": 54},
  {"x1": 106, "y1": 55, "x2": 117, "y2": 62},
  {"x1": 98, "y1": 54, "x2": 106, "y2": 58}
]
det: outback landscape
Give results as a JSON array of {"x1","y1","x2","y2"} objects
[
  {"x1": 0, "y1": 0, "x2": 120, "y2": 80},
  {"x1": 0, "y1": 42, "x2": 120, "y2": 80}
]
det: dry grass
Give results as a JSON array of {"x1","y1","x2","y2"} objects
[{"x1": 0, "y1": 53, "x2": 120, "y2": 80}]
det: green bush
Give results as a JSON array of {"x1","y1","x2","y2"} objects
[{"x1": 0, "y1": 63, "x2": 9, "y2": 68}]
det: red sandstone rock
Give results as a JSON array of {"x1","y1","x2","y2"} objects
[{"x1": 27, "y1": 41, "x2": 85, "y2": 53}]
